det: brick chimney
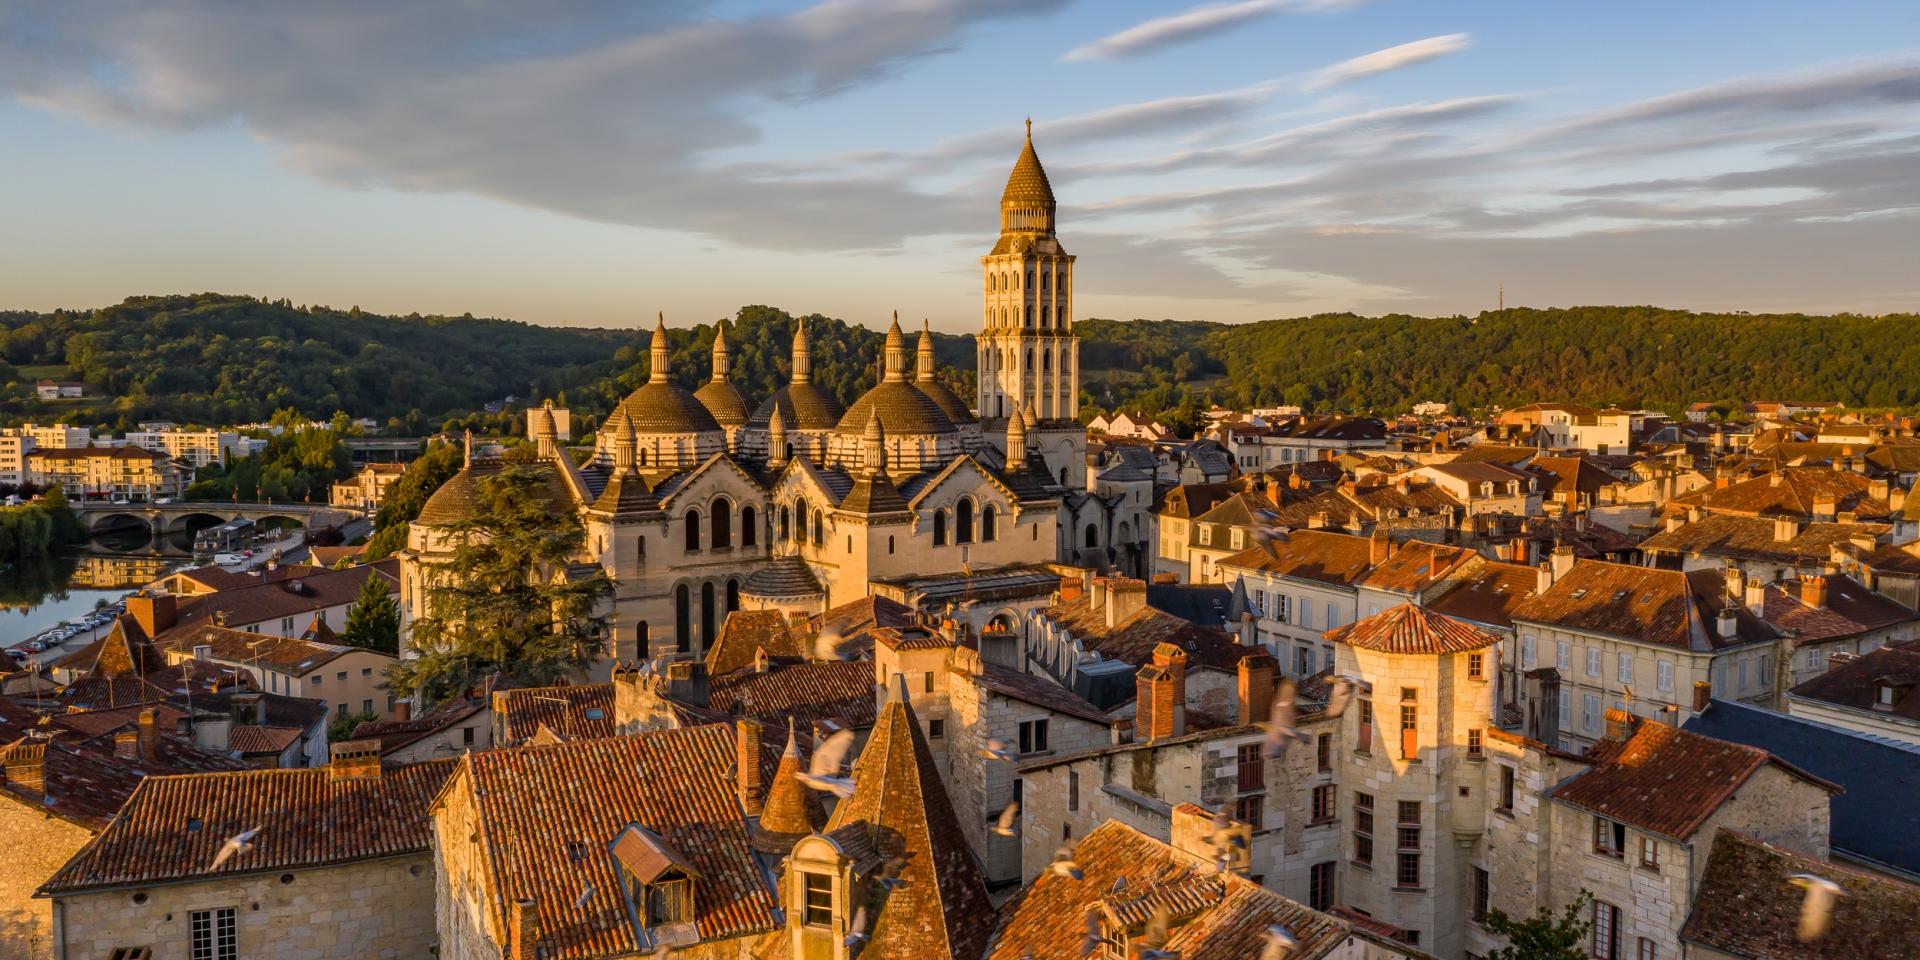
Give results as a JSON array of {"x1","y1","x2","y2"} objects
[
  {"x1": 1802, "y1": 575, "x2": 1828, "y2": 609},
  {"x1": 115, "y1": 729, "x2": 140, "y2": 760},
  {"x1": 1692, "y1": 680, "x2": 1713, "y2": 713},
  {"x1": 1105, "y1": 578, "x2": 1148, "y2": 629},
  {"x1": 1236, "y1": 653, "x2": 1275, "y2": 727},
  {"x1": 1368, "y1": 528, "x2": 1391, "y2": 566},
  {"x1": 329, "y1": 739, "x2": 383, "y2": 780},
  {"x1": 736, "y1": 718, "x2": 764, "y2": 815},
  {"x1": 509, "y1": 898, "x2": 539, "y2": 960},
  {"x1": 126, "y1": 592, "x2": 177, "y2": 638},
  {"x1": 1057, "y1": 575, "x2": 1084, "y2": 604},
  {"x1": 394, "y1": 700, "x2": 412, "y2": 723},
  {"x1": 2, "y1": 741, "x2": 47, "y2": 794},
  {"x1": 1602, "y1": 707, "x2": 1636, "y2": 741},
  {"x1": 137, "y1": 708, "x2": 159, "y2": 762},
  {"x1": 1136, "y1": 643, "x2": 1188, "y2": 742}
]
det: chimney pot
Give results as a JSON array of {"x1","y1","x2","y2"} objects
[
  {"x1": 1692, "y1": 680, "x2": 1713, "y2": 713},
  {"x1": 1236, "y1": 653, "x2": 1276, "y2": 727},
  {"x1": 736, "y1": 719, "x2": 764, "y2": 815},
  {"x1": 1802, "y1": 575, "x2": 1828, "y2": 609},
  {"x1": 328, "y1": 739, "x2": 383, "y2": 780},
  {"x1": 1717, "y1": 608, "x2": 1739, "y2": 641},
  {"x1": 137, "y1": 708, "x2": 160, "y2": 762}
]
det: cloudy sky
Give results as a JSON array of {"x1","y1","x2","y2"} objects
[{"x1": 3, "y1": 1, "x2": 1917, "y2": 331}]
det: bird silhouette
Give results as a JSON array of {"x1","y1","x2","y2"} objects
[
  {"x1": 980, "y1": 737, "x2": 1016, "y2": 762},
  {"x1": 1325, "y1": 676, "x2": 1356, "y2": 718},
  {"x1": 798, "y1": 729, "x2": 856, "y2": 798},
  {"x1": 1789, "y1": 873, "x2": 1845, "y2": 942},
  {"x1": 844, "y1": 905, "x2": 870, "y2": 947},
  {"x1": 1263, "y1": 679, "x2": 1309, "y2": 759},
  {"x1": 1259, "y1": 924, "x2": 1300, "y2": 960},
  {"x1": 813, "y1": 626, "x2": 847, "y2": 662},
  {"x1": 993, "y1": 801, "x2": 1020, "y2": 837},
  {"x1": 1051, "y1": 845, "x2": 1085, "y2": 881},
  {"x1": 209, "y1": 826, "x2": 261, "y2": 871}
]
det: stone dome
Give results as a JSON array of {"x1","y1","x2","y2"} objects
[
  {"x1": 750, "y1": 384, "x2": 844, "y2": 432},
  {"x1": 836, "y1": 381, "x2": 956, "y2": 437},
  {"x1": 614, "y1": 381, "x2": 724, "y2": 435},
  {"x1": 916, "y1": 380, "x2": 977, "y2": 426},
  {"x1": 694, "y1": 381, "x2": 750, "y2": 427}
]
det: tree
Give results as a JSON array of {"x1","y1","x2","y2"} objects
[
  {"x1": 1482, "y1": 891, "x2": 1594, "y2": 960},
  {"x1": 362, "y1": 441, "x2": 464, "y2": 560},
  {"x1": 340, "y1": 574, "x2": 400, "y2": 654},
  {"x1": 385, "y1": 464, "x2": 611, "y2": 704},
  {"x1": 329, "y1": 709, "x2": 380, "y2": 744}
]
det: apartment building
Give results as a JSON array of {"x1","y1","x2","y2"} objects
[
  {"x1": 124, "y1": 427, "x2": 246, "y2": 467},
  {"x1": 26, "y1": 445, "x2": 192, "y2": 501}
]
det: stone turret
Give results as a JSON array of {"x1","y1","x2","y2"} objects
[
  {"x1": 648, "y1": 312, "x2": 670, "y2": 384},
  {"x1": 791, "y1": 316, "x2": 812, "y2": 384},
  {"x1": 768, "y1": 406, "x2": 788, "y2": 467}
]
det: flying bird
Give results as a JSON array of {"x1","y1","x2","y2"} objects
[
  {"x1": 876, "y1": 855, "x2": 908, "y2": 890},
  {"x1": 844, "y1": 905, "x2": 870, "y2": 947},
  {"x1": 1251, "y1": 507, "x2": 1290, "y2": 561},
  {"x1": 1081, "y1": 907, "x2": 1117, "y2": 957},
  {"x1": 799, "y1": 729, "x2": 856, "y2": 797},
  {"x1": 813, "y1": 625, "x2": 846, "y2": 662},
  {"x1": 1325, "y1": 676, "x2": 1355, "y2": 719},
  {"x1": 993, "y1": 801, "x2": 1020, "y2": 837},
  {"x1": 1789, "y1": 873, "x2": 1845, "y2": 942},
  {"x1": 1260, "y1": 924, "x2": 1300, "y2": 960},
  {"x1": 1263, "y1": 679, "x2": 1308, "y2": 759},
  {"x1": 981, "y1": 738, "x2": 1016, "y2": 762},
  {"x1": 209, "y1": 826, "x2": 261, "y2": 871},
  {"x1": 1051, "y1": 845, "x2": 1085, "y2": 881},
  {"x1": 1144, "y1": 903, "x2": 1171, "y2": 948}
]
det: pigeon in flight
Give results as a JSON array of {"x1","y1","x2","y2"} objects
[
  {"x1": 1080, "y1": 907, "x2": 1117, "y2": 958},
  {"x1": 1325, "y1": 676, "x2": 1357, "y2": 719},
  {"x1": 209, "y1": 826, "x2": 261, "y2": 871},
  {"x1": 1251, "y1": 507, "x2": 1290, "y2": 562},
  {"x1": 799, "y1": 729, "x2": 856, "y2": 798},
  {"x1": 1789, "y1": 873, "x2": 1845, "y2": 942},
  {"x1": 993, "y1": 801, "x2": 1020, "y2": 837},
  {"x1": 844, "y1": 905, "x2": 870, "y2": 948},
  {"x1": 876, "y1": 856, "x2": 908, "y2": 890},
  {"x1": 1259, "y1": 924, "x2": 1300, "y2": 960},
  {"x1": 1263, "y1": 679, "x2": 1309, "y2": 759},
  {"x1": 1051, "y1": 845, "x2": 1085, "y2": 881},
  {"x1": 813, "y1": 626, "x2": 846, "y2": 662},
  {"x1": 981, "y1": 738, "x2": 1016, "y2": 762}
]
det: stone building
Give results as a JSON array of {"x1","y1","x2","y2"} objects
[
  {"x1": 1216, "y1": 529, "x2": 1377, "y2": 677},
  {"x1": 36, "y1": 741, "x2": 452, "y2": 960}
]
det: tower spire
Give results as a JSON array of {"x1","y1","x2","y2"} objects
[
  {"x1": 790, "y1": 316, "x2": 811, "y2": 385},
  {"x1": 768, "y1": 405, "x2": 788, "y2": 467},
  {"x1": 535, "y1": 399, "x2": 559, "y2": 460},
  {"x1": 916, "y1": 318, "x2": 936, "y2": 383},
  {"x1": 710, "y1": 319, "x2": 731, "y2": 382},
  {"x1": 862, "y1": 408, "x2": 887, "y2": 478},
  {"x1": 1005, "y1": 404, "x2": 1026, "y2": 470},
  {"x1": 882, "y1": 312, "x2": 907, "y2": 383},
  {"x1": 649, "y1": 312, "x2": 670, "y2": 384}
]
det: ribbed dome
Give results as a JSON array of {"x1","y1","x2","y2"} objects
[
  {"x1": 694, "y1": 381, "x2": 750, "y2": 427},
  {"x1": 742, "y1": 556, "x2": 825, "y2": 601},
  {"x1": 749, "y1": 383, "x2": 844, "y2": 432},
  {"x1": 836, "y1": 381, "x2": 956, "y2": 437},
  {"x1": 917, "y1": 381, "x2": 977, "y2": 425},
  {"x1": 417, "y1": 469, "x2": 482, "y2": 526},
  {"x1": 616, "y1": 381, "x2": 723, "y2": 435},
  {"x1": 1002, "y1": 133, "x2": 1055, "y2": 206}
]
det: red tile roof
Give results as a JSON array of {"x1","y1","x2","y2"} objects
[
  {"x1": 1640, "y1": 514, "x2": 1888, "y2": 565},
  {"x1": 1356, "y1": 540, "x2": 1476, "y2": 594},
  {"x1": 708, "y1": 660, "x2": 878, "y2": 731},
  {"x1": 1789, "y1": 643, "x2": 1920, "y2": 721},
  {"x1": 450, "y1": 726, "x2": 779, "y2": 958},
  {"x1": 494, "y1": 683, "x2": 616, "y2": 744},
  {"x1": 1673, "y1": 467, "x2": 1893, "y2": 520},
  {"x1": 986, "y1": 819, "x2": 1354, "y2": 960},
  {"x1": 1036, "y1": 597, "x2": 1245, "y2": 673},
  {"x1": 704, "y1": 609, "x2": 805, "y2": 675},
  {"x1": 1326, "y1": 604, "x2": 1503, "y2": 656},
  {"x1": 1215, "y1": 529, "x2": 1375, "y2": 588},
  {"x1": 1512, "y1": 560, "x2": 1775, "y2": 651},
  {"x1": 1425, "y1": 558, "x2": 1538, "y2": 628},
  {"x1": 0, "y1": 700, "x2": 246, "y2": 829},
  {"x1": 1763, "y1": 575, "x2": 1916, "y2": 643},
  {"x1": 1680, "y1": 829, "x2": 1920, "y2": 960},
  {"x1": 1552, "y1": 721, "x2": 1834, "y2": 840},
  {"x1": 38, "y1": 757, "x2": 454, "y2": 893}
]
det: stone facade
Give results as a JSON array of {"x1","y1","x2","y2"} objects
[
  {"x1": 50, "y1": 855, "x2": 434, "y2": 960},
  {"x1": 0, "y1": 802, "x2": 92, "y2": 960}
]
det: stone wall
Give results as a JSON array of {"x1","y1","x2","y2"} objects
[
  {"x1": 0, "y1": 802, "x2": 92, "y2": 960},
  {"x1": 53, "y1": 855, "x2": 433, "y2": 960}
]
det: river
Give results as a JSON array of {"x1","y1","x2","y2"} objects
[{"x1": 0, "y1": 553, "x2": 181, "y2": 642}]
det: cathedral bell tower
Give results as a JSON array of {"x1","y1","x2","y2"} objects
[{"x1": 979, "y1": 121, "x2": 1083, "y2": 488}]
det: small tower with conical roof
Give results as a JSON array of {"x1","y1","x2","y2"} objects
[
  {"x1": 648, "y1": 312, "x2": 671, "y2": 384},
  {"x1": 535, "y1": 400, "x2": 560, "y2": 460},
  {"x1": 1005, "y1": 404, "x2": 1027, "y2": 471},
  {"x1": 767, "y1": 405, "x2": 788, "y2": 468},
  {"x1": 881, "y1": 312, "x2": 908, "y2": 383},
  {"x1": 752, "y1": 721, "x2": 822, "y2": 855},
  {"x1": 791, "y1": 316, "x2": 812, "y2": 384}
]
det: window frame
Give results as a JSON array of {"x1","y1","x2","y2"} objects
[{"x1": 801, "y1": 872, "x2": 834, "y2": 927}]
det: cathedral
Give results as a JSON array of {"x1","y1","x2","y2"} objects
[{"x1": 397, "y1": 126, "x2": 1146, "y2": 669}]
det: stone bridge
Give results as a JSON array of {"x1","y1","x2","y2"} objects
[{"x1": 74, "y1": 501, "x2": 365, "y2": 537}]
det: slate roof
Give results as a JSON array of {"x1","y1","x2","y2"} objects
[
  {"x1": 1146, "y1": 584, "x2": 1232, "y2": 628},
  {"x1": 1640, "y1": 514, "x2": 1889, "y2": 564},
  {"x1": 1684, "y1": 700, "x2": 1920, "y2": 877},
  {"x1": 1679, "y1": 829, "x2": 1920, "y2": 960},
  {"x1": 1327, "y1": 604, "x2": 1503, "y2": 656},
  {"x1": 707, "y1": 660, "x2": 878, "y2": 731},
  {"x1": 1511, "y1": 560, "x2": 1776, "y2": 651},
  {"x1": 1552, "y1": 720, "x2": 1834, "y2": 841},
  {"x1": 985, "y1": 819, "x2": 1354, "y2": 960},
  {"x1": 973, "y1": 661, "x2": 1111, "y2": 725},
  {"x1": 1214, "y1": 530, "x2": 1374, "y2": 588},
  {"x1": 38, "y1": 758, "x2": 455, "y2": 894},
  {"x1": 494, "y1": 683, "x2": 617, "y2": 744},
  {"x1": 449, "y1": 726, "x2": 780, "y2": 957},
  {"x1": 1788, "y1": 643, "x2": 1920, "y2": 723}
]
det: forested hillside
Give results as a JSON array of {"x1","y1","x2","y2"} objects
[{"x1": 0, "y1": 294, "x2": 635, "y2": 430}]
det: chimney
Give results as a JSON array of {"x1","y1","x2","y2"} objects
[
  {"x1": 1536, "y1": 561, "x2": 1555, "y2": 595},
  {"x1": 329, "y1": 739, "x2": 383, "y2": 780},
  {"x1": 232, "y1": 692, "x2": 266, "y2": 726},
  {"x1": 1090, "y1": 578, "x2": 1108, "y2": 614},
  {"x1": 1136, "y1": 643, "x2": 1188, "y2": 742},
  {"x1": 509, "y1": 898, "x2": 539, "y2": 960},
  {"x1": 666, "y1": 660, "x2": 711, "y2": 708},
  {"x1": 1802, "y1": 575, "x2": 1828, "y2": 609},
  {"x1": 1828, "y1": 651, "x2": 1858, "y2": 671},
  {"x1": 1725, "y1": 566, "x2": 1746, "y2": 603},
  {"x1": 1550, "y1": 544, "x2": 1576, "y2": 583},
  {"x1": 1665, "y1": 515, "x2": 1684, "y2": 533},
  {"x1": 1717, "y1": 608, "x2": 1739, "y2": 641},
  {"x1": 736, "y1": 718, "x2": 764, "y2": 815},
  {"x1": 1368, "y1": 528, "x2": 1391, "y2": 565},
  {"x1": 1692, "y1": 680, "x2": 1713, "y2": 713},
  {"x1": 137, "y1": 708, "x2": 159, "y2": 762},
  {"x1": 1602, "y1": 707, "x2": 1635, "y2": 741},
  {"x1": 1812, "y1": 495, "x2": 1837, "y2": 521},
  {"x1": 1236, "y1": 653, "x2": 1276, "y2": 727},
  {"x1": 193, "y1": 644, "x2": 212, "y2": 661},
  {"x1": 1773, "y1": 516, "x2": 1799, "y2": 542},
  {"x1": 1308, "y1": 511, "x2": 1328, "y2": 530},
  {"x1": 1289, "y1": 472, "x2": 1307, "y2": 491},
  {"x1": 1170, "y1": 803, "x2": 1248, "y2": 874},
  {"x1": 1743, "y1": 576, "x2": 1767, "y2": 618},
  {"x1": 1105, "y1": 579, "x2": 1148, "y2": 628},
  {"x1": 1057, "y1": 575, "x2": 1085, "y2": 604},
  {"x1": 2, "y1": 742, "x2": 47, "y2": 794},
  {"x1": 115, "y1": 729, "x2": 140, "y2": 760},
  {"x1": 126, "y1": 592, "x2": 178, "y2": 637}
]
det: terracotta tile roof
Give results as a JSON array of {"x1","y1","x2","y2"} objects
[
  {"x1": 453, "y1": 725, "x2": 780, "y2": 958},
  {"x1": 1215, "y1": 530, "x2": 1374, "y2": 588},
  {"x1": 494, "y1": 683, "x2": 616, "y2": 744},
  {"x1": 813, "y1": 594, "x2": 916, "y2": 658},
  {"x1": 986, "y1": 819, "x2": 1353, "y2": 960},
  {"x1": 1155, "y1": 483, "x2": 1235, "y2": 521},
  {"x1": 0, "y1": 700, "x2": 247, "y2": 829},
  {"x1": 1425, "y1": 559, "x2": 1538, "y2": 628},
  {"x1": 972, "y1": 661, "x2": 1112, "y2": 725},
  {"x1": 1641, "y1": 514, "x2": 1889, "y2": 564},
  {"x1": 38, "y1": 757, "x2": 455, "y2": 893},
  {"x1": 1447, "y1": 444, "x2": 1540, "y2": 466},
  {"x1": 1763, "y1": 575, "x2": 1916, "y2": 643},
  {"x1": 1529, "y1": 455, "x2": 1613, "y2": 499},
  {"x1": 227, "y1": 725, "x2": 305, "y2": 754},
  {"x1": 1861, "y1": 541, "x2": 1920, "y2": 577},
  {"x1": 172, "y1": 563, "x2": 325, "y2": 593},
  {"x1": 1552, "y1": 721, "x2": 1832, "y2": 840},
  {"x1": 1680, "y1": 829, "x2": 1920, "y2": 960},
  {"x1": 1356, "y1": 540, "x2": 1477, "y2": 594},
  {"x1": 161, "y1": 623, "x2": 365, "y2": 675},
  {"x1": 821, "y1": 679, "x2": 993, "y2": 959},
  {"x1": 1673, "y1": 467, "x2": 1893, "y2": 520},
  {"x1": 1037, "y1": 597, "x2": 1246, "y2": 672},
  {"x1": 708, "y1": 660, "x2": 878, "y2": 731},
  {"x1": 1512, "y1": 560, "x2": 1776, "y2": 651},
  {"x1": 1326, "y1": 604, "x2": 1503, "y2": 655},
  {"x1": 351, "y1": 692, "x2": 489, "y2": 754},
  {"x1": 159, "y1": 562, "x2": 400, "y2": 641},
  {"x1": 1789, "y1": 643, "x2": 1920, "y2": 722},
  {"x1": 704, "y1": 609, "x2": 806, "y2": 675},
  {"x1": 1341, "y1": 477, "x2": 1462, "y2": 519}
]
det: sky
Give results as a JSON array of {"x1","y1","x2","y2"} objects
[{"x1": 2, "y1": 1, "x2": 1918, "y2": 332}]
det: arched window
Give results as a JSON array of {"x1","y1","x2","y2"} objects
[
  {"x1": 637, "y1": 535, "x2": 647, "y2": 563},
  {"x1": 1026, "y1": 270, "x2": 1034, "y2": 290},
  {"x1": 934, "y1": 509, "x2": 949, "y2": 546},
  {"x1": 740, "y1": 505, "x2": 757, "y2": 547},
  {"x1": 957, "y1": 497, "x2": 975, "y2": 544},
  {"x1": 700, "y1": 582, "x2": 716, "y2": 651},
  {"x1": 711, "y1": 497, "x2": 732, "y2": 549},
  {"x1": 982, "y1": 503, "x2": 998, "y2": 542},
  {"x1": 888, "y1": 535, "x2": 895, "y2": 554},
  {"x1": 812, "y1": 509, "x2": 823, "y2": 545},
  {"x1": 685, "y1": 509, "x2": 702, "y2": 551},
  {"x1": 779, "y1": 504, "x2": 790, "y2": 541},
  {"x1": 1025, "y1": 349, "x2": 1034, "y2": 371},
  {"x1": 637, "y1": 620, "x2": 649, "y2": 654},
  {"x1": 639, "y1": 447, "x2": 648, "y2": 466},
  {"x1": 1085, "y1": 523, "x2": 1099, "y2": 549},
  {"x1": 674, "y1": 585, "x2": 691, "y2": 653},
  {"x1": 1060, "y1": 467, "x2": 1068, "y2": 486},
  {"x1": 1059, "y1": 350, "x2": 1070, "y2": 374},
  {"x1": 1024, "y1": 306, "x2": 1033, "y2": 327},
  {"x1": 726, "y1": 578, "x2": 740, "y2": 613},
  {"x1": 1042, "y1": 351, "x2": 1052, "y2": 371}
]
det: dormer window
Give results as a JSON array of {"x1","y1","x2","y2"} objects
[
  {"x1": 610, "y1": 824, "x2": 700, "y2": 934},
  {"x1": 801, "y1": 872, "x2": 833, "y2": 927},
  {"x1": 1876, "y1": 683, "x2": 1905, "y2": 711}
]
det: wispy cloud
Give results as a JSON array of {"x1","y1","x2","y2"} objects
[
  {"x1": 1306, "y1": 33, "x2": 1472, "y2": 89},
  {"x1": 1061, "y1": 0, "x2": 1367, "y2": 63}
]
